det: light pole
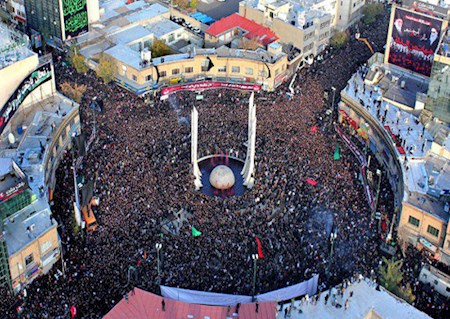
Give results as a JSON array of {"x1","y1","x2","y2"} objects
[
  {"x1": 331, "y1": 87, "x2": 337, "y2": 121},
  {"x1": 374, "y1": 169, "x2": 382, "y2": 214},
  {"x1": 330, "y1": 230, "x2": 337, "y2": 258},
  {"x1": 252, "y1": 254, "x2": 259, "y2": 301},
  {"x1": 156, "y1": 243, "x2": 162, "y2": 284}
]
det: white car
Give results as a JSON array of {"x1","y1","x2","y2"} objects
[
  {"x1": 192, "y1": 27, "x2": 201, "y2": 33},
  {"x1": 217, "y1": 0, "x2": 226, "y2": 2}
]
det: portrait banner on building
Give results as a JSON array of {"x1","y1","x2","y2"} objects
[{"x1": 387, "y1": 7, "x2": 443, "y2": 76}]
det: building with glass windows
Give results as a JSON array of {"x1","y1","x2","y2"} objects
[{"x1": 425, "y1": 30, "x2": 450, "y2": 123}]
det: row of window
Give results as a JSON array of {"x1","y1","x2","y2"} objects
[
  {"x1": 154, "y1": 66, "x2": 275, "y2": 79},
  {"x1": 408, "y1": 216, "x2": 440, "y2": 237},
  {"x1": 304, "y1": 31, "x2": 314, "y2": 41},
  {"x1": 319, "y1": 31, "x2": 330, "y2": 41}
]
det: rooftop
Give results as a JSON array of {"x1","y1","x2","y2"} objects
[
  {"x1": 205, "y1": 13, "x2": 279, "y2": 46},
  {"x1": 125, "y1": 3, "x2": 169, "y2": 24},
  {"x1": 277, "y1": 279, "x2": 431, "y2": 319},
  {"x1": 104, "y1": 288, "x2": 277, "y2": 319},
  {"x1": 2, "y1": 199, "x2": 57, "y2": 255},
  {"x1": 0, "y1": 23, "x2": 35, "y2": 70},
  {"x1": 108, "y1": 25, "x2": 154, "y2": 45},
  {"x1": 145, "y1": 18, "x2": 184, "y2": 39},
  {"x1": 406, "y1": 192, "x2": 448, "y2": 221}
]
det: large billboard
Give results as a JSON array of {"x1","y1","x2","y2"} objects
[
  {"x1": 387, "y1": 7, "x2": 443, "y2": 76},
  {"x1": 63, "y1": 0, "x2": 89, "y2": 40}
]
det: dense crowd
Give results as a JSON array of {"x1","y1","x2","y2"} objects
[{"x1": 0, "y1": 6, "x2": 448, "y2": 319}]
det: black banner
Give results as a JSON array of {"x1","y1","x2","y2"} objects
[
  {"x1": 387, "y1": 8, "x2": 443, "y2": 76},
  {"x1": 63, "y1": 0, "x2": 89, "y2": 39},
  {"x1": 0, "y1": 63, "x2": 52, "y2": 134}
]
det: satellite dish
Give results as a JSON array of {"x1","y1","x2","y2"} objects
[{"x1": 8, "y1": 133, "x2": 15, "y2": 144}]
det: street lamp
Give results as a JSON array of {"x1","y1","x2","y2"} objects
[
  {"x1": 330, "y1": 230, "x2": 337, "y2": 258},
  {"x1": 331, "y1": 87, "x2": 337, "y2": 121},
  {"x1": 374, "y1": 169, "x2": 382, "y2": 213},
  {"x1": 251, "y1": 254, "x2": 259, "y2": 300},
  {"x1": 155, "y1": 243, "x2": 162, "y2": 284}
]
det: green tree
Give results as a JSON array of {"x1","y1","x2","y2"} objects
[
  {"x1": 363, "y1": 3, "x2": 384, "y2": 25},
  {"x1": 96, "y1": 56, "x2": 115, "y2": 83},
  {"x1": 331, "y1": 31, "x2": 349, "y2": 49},
  {"x1": 72, "y1": 55, "x2": 89, "y2": 73},
  {"x1": 150, "y1": 39, "x2": 172, "y2": 58},
  {"x1": 190, "y1": 0, "x2": 198, "y2": 9},
  {"x1": 379, "y1": 257, "x2": 416, "y2": 304}
]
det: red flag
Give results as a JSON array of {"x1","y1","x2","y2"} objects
[
  {"x1": 310, "y1": 125, "x2": 317, "y2": 133},
  {"x1": 255, "y1": 236, "x2": 264, "y2": 259},
  {"x1": 70, "y1": 305, "x2": 77, "y2": 319},
  {"x1": 306, "y1": 178, "x2": 318, "y2": 186}
]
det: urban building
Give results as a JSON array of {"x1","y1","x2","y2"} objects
[
  {"x1": 239, "y1": 0, "x2": 333, "y2": 57},
  {"x1": 0, "y1": 24, "x2": 80, "y2": 293},
  {"x1": 337, "y1": 3, "x2": 450, "y2": 266},
  {"x1": 76, "y1": 1, "x2": 290, "y2": 94},
  {"x1": 23, "y1": 0, "x2": 99, "y2": 46},
  {"x1": 204, "y1": 13, "x2": 279, "y2": 48},
  {"x1": 424, "y1": 29, "x2": 450, "y2": 123}
]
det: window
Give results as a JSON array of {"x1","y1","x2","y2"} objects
[
  {"x1": 41, "y1": 240, "x2": 52, "y2": 253},
  {"x1": 259, "y1": 70, "x2": 268, "y2": 77},
  {"x1": 145, "y1": 75, "x2": 152, "y2": 82},
  {"x1": 232, "y1": 66, "x2": 240, "y2": 73},
  {"x1": 218, "y1": 66, "x2": 227, "y2": 73},
  {"x1": 427, "y1": 225, "x2": 439, "y2": 237},
  {"x1": 282, "y1": 64, "x2": 285, "y2": 71},
  {"x1": 304, "y1": 43, "x2": 314, "y2": 52},
  {"x1": 245, "y1": 68, "x2": 253, "y2": 75},
  {"x1": 25, "y1": 254, "x2": 34, "y2": 267},
  {"x1": 132, "y1": 74, "x2": 137, "y2": 81},
  {"x1": 201, "y1": 60, "x2": 209, "y2": 72},
  {"x1": 320, "y1": 21, "x2": 330, "y2": 29},
  {"x1": 185, "y1": 67, "x2": 194, "y2": 73},
  {"x1": 353, "y1": 2, "x2": 356, "y2": 7},
  {"x1": 446, "y1": 287, "x2": 450, "y2": 292},
  {"x1": 408, "y1": 216, "x2": 420, "y2": 227},
  {"x1": 275, "y1": 68, "x2": 279, "y2": 76},
  {"x1": 160, "y1": 71, "x2": 167, "y2": 77},
  {"x1": 172, "y1": 68, "x2": 180, "y2": 75}
]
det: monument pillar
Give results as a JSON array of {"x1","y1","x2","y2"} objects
[
  {"x1": 191, "y1": 106, "x2": 202, "y2": 190},
  {"x1": 242, "y1": 92, "x2": 256, "y2": 188}
]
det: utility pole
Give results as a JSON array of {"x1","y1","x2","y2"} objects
[
  {"x1": 374, "y1": 169, "x2": 382, "y2": 213},
  {"x1": 251, "y1": 254, "x2": 259, "y2": 301}
]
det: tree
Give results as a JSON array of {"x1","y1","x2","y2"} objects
[
  {"x1": 379, "y1": 257, "x2": 416, "y2": 304},
  {"x1": 60, "y1": 81, "x2": 87, "y2": 103},
  {"x1": 331, "y1": 31, "x2": 349, "y2": 49},
  {"x1": 96, "y1": 56, "x2": 115, "y2": 83},
  {"x1": 150, "y1": 39, "x2": 172, "y2": 58},
  {"x1": 72, "y1": 55, "x2": 89, "y2": 73},
  {"x1": 363, "y1": 3, "x2": 384, "y2": 25},
  {"x1": 190, "y1": 0, "x2": 198, "y2": 9}
]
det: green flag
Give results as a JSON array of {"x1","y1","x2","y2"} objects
[
  {"x1": 334, "y1": 145, "x2": 341, "y2": 161},
  {"x1": 192, "y1": 226, "x2": 202, "y2": 237}
]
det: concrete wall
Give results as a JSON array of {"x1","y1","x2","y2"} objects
[{"x1": 0, "y1": 54, "x2": 39, "y2": 108}]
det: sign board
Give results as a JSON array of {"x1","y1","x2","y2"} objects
[
  {"x1": 63, "y1": 0, "x2": 89, "y2": 40},
  {"x1": 0, "y1": 179, "x2": 28, "y2": 202},
  {"x1": 0, "y1": 63, "x2": 52, "y2": 134},
  {"x1": 386, "y1": 7, "x2": 443, "y2": 77}
]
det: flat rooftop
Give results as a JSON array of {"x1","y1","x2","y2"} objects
[
  {"x1": 126, "y1": 3, "x2": 169, "y2": 24},
  {"x1": 145, "y1": 18, "x2": 183, "y2": 39},
  {"x1": 108, "y1": 25, "x2": 153, "y2": 45},
  {"x1": 2, "y1": 199, "x2": 57, "y2": 255},
  {"x1": 406, "y1": 192, "x2": 448, "y2": 222},
  {"x1": 278, "y1": 279, "x2": 431, "y2": 319},
  {"x1": 0, "y1": 23, "x2": 35, "y2": 70},
  {"x1": 0, "y1": 93, "x2": 77, "y2": 197}
]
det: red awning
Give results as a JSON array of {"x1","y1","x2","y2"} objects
[{"x1": 104, "y1": 288, "x2": 277, "y2": 319}]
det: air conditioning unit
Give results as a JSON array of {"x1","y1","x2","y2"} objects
[{"x1": 400, "y1": 80, "x2": 406, "y2": 89}]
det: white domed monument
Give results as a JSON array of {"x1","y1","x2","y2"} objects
[{"x1": 209, "y1": 165, "x2": 235, "y2": 190}]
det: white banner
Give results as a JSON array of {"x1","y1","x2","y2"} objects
[{"x1": 160, "y1": 274, "x2": 318, "y2": 306}]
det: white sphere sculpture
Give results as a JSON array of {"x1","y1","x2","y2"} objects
[{"x1": 209, "y1": 165, "x2": 235, "y2": 190}]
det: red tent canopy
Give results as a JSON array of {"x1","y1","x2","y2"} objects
[{"x1": 104, "y1": 288, "x2": 277, "y2": 319}]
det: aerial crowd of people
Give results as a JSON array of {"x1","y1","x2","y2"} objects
[{"x1": 0, "y1": 6, "x2": 448, "y2": 319}]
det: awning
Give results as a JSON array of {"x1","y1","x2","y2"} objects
[{"x1": 419, "y1": 237, "x2": 438, "y2": 253}]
